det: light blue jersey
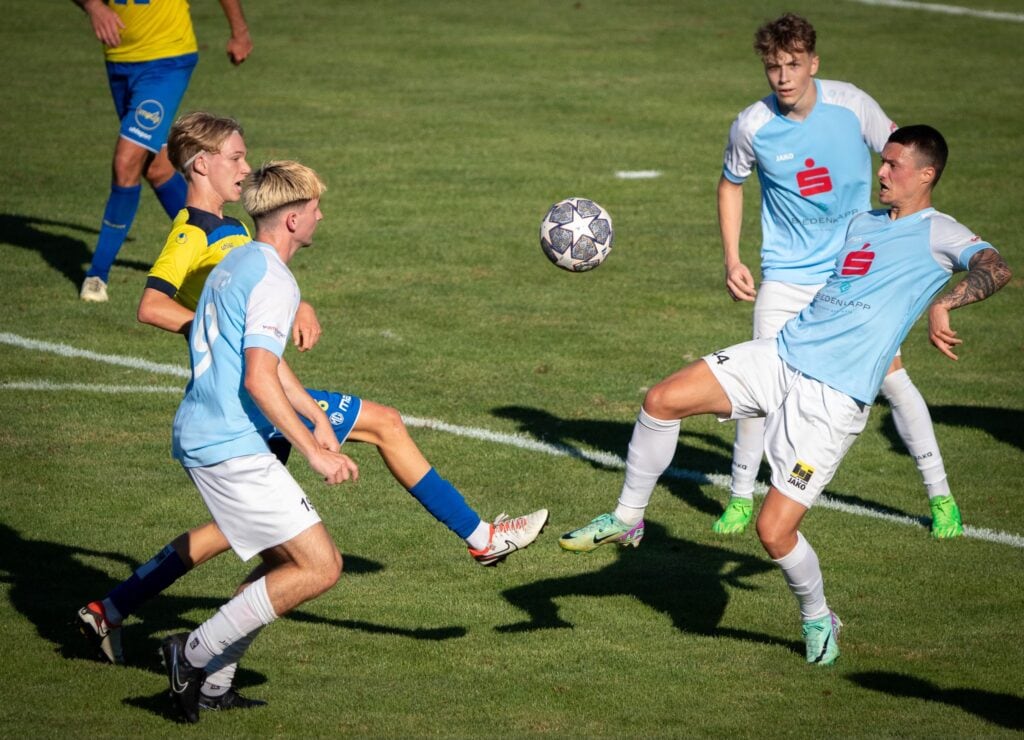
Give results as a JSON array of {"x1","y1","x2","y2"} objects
[
  {"x1": 722, "y1": 79, "x2": 896, "y2": 284},
  {"x1": 173, "y1": 242, "x2": 300, "y2": 467},
  {"x1": 778, "y1": 208, "x2": 993, "y2": 404}
]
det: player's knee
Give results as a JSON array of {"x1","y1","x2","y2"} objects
[
  {"x1": 754, "y1": 515, "x2": 793, "y2": 559},
  {"x1": 643, "y1": 383, "x2": 673, "y2": 419},
  {"x1": 373, "y1": 404, "x2": 409, "y2": 444},
  {"x1": 317, "y1": 547, "x2": 343, "y2": 593}
]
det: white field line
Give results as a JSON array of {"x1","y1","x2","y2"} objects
[
  {"x1": 615, "y1": 170, "x2": 662, "y2": 179},
  {"x1": 3, "y1": 331, "x2": 1022, "y2": 548},
  {"x1": 849, "y1": 0, "x2": 1024, "y2": 22}
]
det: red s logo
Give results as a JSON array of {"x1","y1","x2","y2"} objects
[
  {"x1": 796, "y1": 158, "x2": 833, "y2": 196},
  {"x1": 841, "y1": 243, "x2": 875, "y2": 275}
]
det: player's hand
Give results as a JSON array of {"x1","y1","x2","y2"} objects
[
  {"x1": 725, "y1": 263, "x2": 757, "y2": 302},
  {"x1": 83, "y1": 0, "x2": 124, "y2": 47},
  {"x1": 313, "y1": 421, "x2": 341, "y2": 453},
  {"x1": 292, "y1": 301, "x2": 322, "y2": 352},
  {"x1": 928, "y1": 304, "x2": 962, "y2": 360},
  {"x1": 310, "y1": 449, "x2": 359, "y2": 485},
  {"x1": 226, "y1": 31, "x2": 253, "y2": 65}
]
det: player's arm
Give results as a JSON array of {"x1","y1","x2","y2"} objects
[
  {"x1": 718, "y1": 176, "x2": 756, "y2": 302},
  {"x1": 72, "y1": 0, "x2": 124, "y2": 47},
  {"x1": 928, "y1": 248, "x2": 1012, "y2": 360},
  {"x1": 292, "y1": 301, "x2": 322, "y2": 352},
  {"x1": 276, "y1": 358, "x2": 340, "y2": 452},
  {"x1": 218, "y1": 0, "x2": 253, "y2": 65},
  {"x1": 245, "y1": 348, "x2": 357, "y2": 484},
  {"x1": 138, "y1": 286, "x2": 195, "y2": 335}
]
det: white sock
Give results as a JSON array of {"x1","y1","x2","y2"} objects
[
  {"x1": 730, "y1": 417, "x2": 765, "y2": 500},
  {"x1": 613, "y1": 408, "x2": 681, "y2": 526},
  {"x1": 202, "y1": 626, "x2": 263, "y2": 697},
  {"x1": 186, "y1": 576, "x2": 277, "y2": 669},
  {"x1": 881, "y1": 369, "x2": 950, "y2": 498},
  {"x1": 466, "y1": 520, "x2": 491, "y2": 551},
  {"x1": 773, "y1": 532, "x2": 830, "y2": 622}
]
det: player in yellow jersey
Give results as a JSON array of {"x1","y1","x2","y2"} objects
[{"x1": 72, "y1": 0, "x2": 252, "y2": 303}]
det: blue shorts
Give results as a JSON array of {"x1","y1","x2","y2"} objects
[
  {"x1": 106, "y1": 53, "x2": 198, "y2": 153},
  {"x1": 263, "y1": 389, "x2": 363, "y2": 445}
]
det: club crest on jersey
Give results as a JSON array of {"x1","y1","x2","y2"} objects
[
  {"x1": 796, "y1": 158, "x2": 833, "y2": 196},
  {"x1": 787, "y1": 461, "x2": 815, "y2": 490},
  {"x1": 841, "y1": 243, "x2": 875, "y2": 276}
]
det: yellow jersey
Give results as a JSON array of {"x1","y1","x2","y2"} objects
[
  {"x1": 104, "y1": 0, "x2": 198, "y2": 63},
  {"x1": 147, "y1": 207, "x2": 252, "y2": 311}
]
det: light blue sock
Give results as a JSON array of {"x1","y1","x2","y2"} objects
[
  {"x1": 409, "y1": 468, "x2": 482, "y2": 540},
  {"x1": 153, "y1": 171, "x2": 187, "y2": 219},
  {"x1": 87, "y1": 183, "x2": 141, "y2": 281}
]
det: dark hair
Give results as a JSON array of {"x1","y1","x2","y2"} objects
[
  {"x1": 754, "y1": 13, "x2": 816, "y2": 60},
  {"x1": 888, "y1": 125, "x2": 949, "y2": 187}
]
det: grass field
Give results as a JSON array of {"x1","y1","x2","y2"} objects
[{"x1": 1, "y1": 0, "x2": 1023, "y2": 736}]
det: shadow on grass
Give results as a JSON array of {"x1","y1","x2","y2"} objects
[
  {"x1": 491, "y1": 405, "x2": 735, "y2": 518},
  {"x1": 878, "y1": 402, "x2": 1024, "y2": 454},
  {"x1": 496, "y1": 521, "x2": 801, "y2": 655},
  {"x1": 848, "y1": 671, "x2": 1024, "y2": 730},
  {"x1": 0, "y1": 213, "x2": 152, "y2": 291},
  {"x1": 0, "y1": 523, "x2": 467, "y2": 680}
]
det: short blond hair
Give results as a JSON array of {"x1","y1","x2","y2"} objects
[
  {"x1": 167, "y1": 111, "x2": 244, "y2": 177},
  {"x1": 242, "y1": 160, "x2": 327, "y2": 223}
]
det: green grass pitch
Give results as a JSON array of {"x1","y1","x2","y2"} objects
[{"x1": 1, "y1": 0, "x2": 1022, "y2": 736}]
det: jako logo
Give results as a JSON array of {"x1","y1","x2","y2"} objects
[
  {"x1": 841, "y1": 243, "x2": 875, "y2": 276},
  {"x1": 796, "y1": 158, "x2": 832, "y2": 196}
]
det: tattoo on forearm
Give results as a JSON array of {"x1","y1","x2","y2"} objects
[{"x1": 936, "y1": 249, "x2": 1012, "y2": 310}]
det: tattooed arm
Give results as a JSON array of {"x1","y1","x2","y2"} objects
[{"x1": 928, "y1": 248, "x2": 1012, "y2": 360}]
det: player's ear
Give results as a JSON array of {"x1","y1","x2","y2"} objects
[{"x1": 809, "y1": 53, "x2": 820, "y2": 75}]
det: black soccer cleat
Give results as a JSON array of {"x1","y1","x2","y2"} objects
[
  {"x1": 160, "y1": 632, "x2": 205, "y2": 724},
  {"x1": 200, "y1": 687, "x2": 267, "y2": 711}
]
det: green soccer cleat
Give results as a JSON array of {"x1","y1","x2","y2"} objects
[
  {"x1": 802, "y1": 611, "x2": 842, "y2": 666},
  {"x1": 929, "y1": 495, "x2": 964, "y2": 539},
  {"x1": 558, "y1": 513, "x2": 644, "y2": 553},
  {"x1": 712, "y1": 496, "x2": 754, "y2": 535}
]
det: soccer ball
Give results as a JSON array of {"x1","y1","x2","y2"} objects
[{"x1": 539, "y1": 197, "x2": 614, "y2": 272}]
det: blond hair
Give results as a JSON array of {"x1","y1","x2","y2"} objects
[
  {"x1": 242, "y1": 160, "x2": 327, "y2": 223},
  {"x1": 167, "y1": 111, "x2": 244, "y2": 176}
]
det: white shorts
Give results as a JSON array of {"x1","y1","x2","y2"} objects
[
  {"x1": 704, "y1": 339, "x2": 870, "y2": 508},
  {"x1": 752, "y1": 281, "x2": 822, "y2": 339},
  {"x1": 186, "y1": 453, "x2": 322, "y2": 561}
]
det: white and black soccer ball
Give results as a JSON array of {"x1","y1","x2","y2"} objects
[{"x1": 539, "y1": 197, "x2": 614, "y2": 272}]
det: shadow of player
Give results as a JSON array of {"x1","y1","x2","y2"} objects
[
  {"x1": 848, "y1": 671, "x2": 1024, "y2": 731},
  {"x1": 492, "y1": 405, "x2": 735, "y2": 518},
  {"x1": 0, "y1": 213, "x2": 152, "y2": 292},
  {"x1": 0, "y1": 523, "x2": 467, "y2": 677},
  {"x1": 495, "y1": 521, "x2": 801, "y2": 655}
]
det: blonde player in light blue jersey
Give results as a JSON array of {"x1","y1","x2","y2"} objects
[
  {"x1": 72, "y1": 0, "x2": 251, "y2": 303},
  {"x1": 711, "y1": 14, "x2": 963, "y2": 539},
  {"x1": 560, "y1": 125, "x2": 1010, "y2": 665}
]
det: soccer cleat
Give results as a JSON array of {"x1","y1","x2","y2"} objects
[
  {"x1": 76, "y1": 601, "x2": 124, "y2": 665},
  {"x1": 558, "y1": 512, "x2": 645, "y2": 553},
  {"x1": 199, "y1": 688, "x2": 267, "y2": 711},
  {"x1": 929, "y1": 494, "x2": 964, "y2": 539},
  {"x1": 469, "y1": 509, "x2": 549, "y2": 566},
  {"x1": 80, "y1": 276, "x2": 109, "y2": 303},
  {"x1": 802, "y1": 611, "x2": 842, "y2": 666},
  {"x1": 711, "y1": 496, "x2": 754, "y2": 535},
  {"x1": 160, "y1": 632, "x2": 205, "y2": 724}
]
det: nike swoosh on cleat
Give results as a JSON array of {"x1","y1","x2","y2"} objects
[
  {"x1": 171, "y1": 647, "x2": 190, "y2": 694},
  {"x1": 592, "y1": 532, "x2": 623, "y2": 545},
  {"x1": 813, "y1": 633, "x2": 832, "y2": 663}
]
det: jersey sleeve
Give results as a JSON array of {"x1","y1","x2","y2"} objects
[
  {"x1": 147, "y1": 224, "x2": 208, "y2": 298},
  {"x1": 243, "y1": 260, "x2": 300, "y2": 358},
  {"x1": 929, "y1": 213, "x2": 995, "y2": 272},
  {"x1": 722, "y1": 99, "x2": 772, "y2": 183}
]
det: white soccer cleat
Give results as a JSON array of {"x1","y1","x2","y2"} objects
[
  {"x1": 470, "y1": 509, "x2": 549, "y2": 566},
  {"x1": 76, "y1": 601, "x2": 124, "y2": 664},
  {"x1": 80, "y1": 276, "x2": 109, "y2": 303}
]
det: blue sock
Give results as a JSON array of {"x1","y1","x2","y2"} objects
[
  {"x1": 106, "y1": 543, "x2": 189, "y2": 620},
  {"x1": 87, "y1": 183, "x2": 141, "y2": 281},
  {"x1": 408, "y1": 468, "x2": 482, "y2": 540},
  {"x1": 153, "y1": 171, "x2": 187, "y2": 219}
]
